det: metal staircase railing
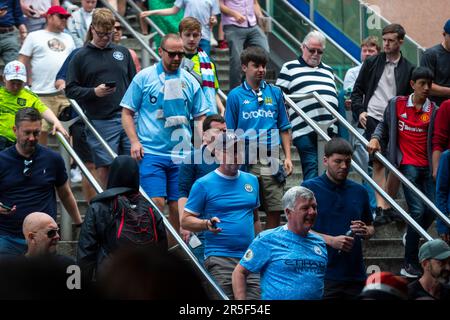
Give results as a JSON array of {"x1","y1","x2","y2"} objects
[
  {"x1": 285, "y1": 91, "x2": 450, "y2": 240},
  {"x1": 65, "y1": 99, "x2": 228, "y2": 300}
]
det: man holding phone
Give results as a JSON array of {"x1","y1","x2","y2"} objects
[
  {"x1": 66, "y1": 8, "x2": 136, "y2": 188},
  {"x1": 0, "y1": 0, "x2": 28, "y2": 64}
]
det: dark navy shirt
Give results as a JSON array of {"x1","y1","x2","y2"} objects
[
  {"x1": 0, "y1": 145, "x2": 67, "y2": 237},
  {"x1": 302, "y1": 174, "x2": 372, "y2": 282},
  {"x1": 0, "y1": 0, "x2": 25, "y2": 27},
  {"x1": 178, "y1": 145, "x2": 219, "y2": 199}
]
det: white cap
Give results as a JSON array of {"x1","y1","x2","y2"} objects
[{"x1": 4, "y1": 60, "x2": 27, "y2": 82}]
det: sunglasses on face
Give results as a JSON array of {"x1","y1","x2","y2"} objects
[
  {"x1": 55, "y1": 14, "x2": 69, "y2": 20},
  {"x1": 114, "y1": 25, "x2": 122, "y2": 31},
  {"x1": 46, "y1": 228, "x2": 59, "y2": 238},
  {"x1": 161, "y1": 46, "x2": 185, "y2": 58},
  {"x1": 23, "y1": 159, "x2": 33, "y2": 177},
  {"x1": 304, "y1": 44, "x2": 324, "y2": 55},
  {"x1": 92, "y1": 27, "x2": 114, "y2": 38}
]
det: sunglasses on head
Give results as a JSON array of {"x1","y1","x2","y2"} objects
[
  {"x1": 161, "y1": 46, "x2": 185, "y2": 58},
  {"x1": 304, "y1": 44, "x2": 324, "y2": 55},
  {"x1": 92, "y1": 26, "x2": 114, "y2": 38},
  {"x1": 23, "y1": 159, "x2": 33, "y2": 177},
  {"x1": 256, "y1": 90, "x2": 264, "y2": 105},
  {"x1": 46, "y1": 228, "x2": 59, "y2": 238}
]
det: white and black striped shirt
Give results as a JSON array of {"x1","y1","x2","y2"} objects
[{"x1": 276, "y1": 57, "x2": 338, "y2": 140}]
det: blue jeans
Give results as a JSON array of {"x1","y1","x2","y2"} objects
[
  {"x1": 0, "y1": 31, "x2": 20, "y2": 64},
  {"x1": 223, "y1": 24, "x2": 269, "y2": 89},
  {"x1": 400, "y1": 165, "x2": 435, "y2": 265},
  {"x1": 293, "y1": 132, "x2": 318, "y2": 182},
  {"x1": 0, "y1": 235, "x2": 27, "y2": 257}
]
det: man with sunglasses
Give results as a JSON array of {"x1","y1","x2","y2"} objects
[
  {"x1": 19, "y1": 6, "x2": 75, "y2": 146},
  {"x1": 0, "y1": 108, "x2": 82, "y2": 257},
  {"x1": 121, "y1": 33, "x2": 208, "y2": 244},
  {"x1": 66, "y1": 8, "x2": 136, "y2": 188},
  {"x1": 276, "y1": 30, "x2": 338, "y2": 183}
]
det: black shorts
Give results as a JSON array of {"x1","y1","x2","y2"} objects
[
  {"x1": 70, "y1": 121, "x2": 93, "y2": 163},
  {"x1": 364, "y1": 116, "x2": 380, "y2": 140}
]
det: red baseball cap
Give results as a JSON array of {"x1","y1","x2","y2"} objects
[{"x1": 46, "y1": 6, "x2": 71, "y2": 17}]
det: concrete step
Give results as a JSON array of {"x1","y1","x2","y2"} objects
[{"x1": 364, "y1": 257, "x2": 404, "y2": 275}]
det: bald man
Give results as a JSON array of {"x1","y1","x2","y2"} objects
[{"x1": 23, "y1": 212, "x2": 61, "y2": 257}]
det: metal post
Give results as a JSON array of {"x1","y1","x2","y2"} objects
[
  {"x1": 309, "y1": 0, "x2": 315, "y2": 24},
  {"x1": 317, "y1": 121, "x2": 336, "y2": 175},
  {"x1": 58, "y1": 142, "x2": 73, "y2": 241}
]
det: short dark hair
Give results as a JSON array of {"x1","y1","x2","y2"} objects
[
  {"x1": 240, "y1": 46, "x2": 268, "y2": 66},
  {"x1": 411, "y1": 66, "x2": 434, "y2": 82},
  {"x1": 203, "y1": 114, "x2": 225, "y2": 132},
  {"x1": 15, "y1": 108, "x2": 42, "y2": 127},
  {"x1": 382, "y1": 23, "x2": 406, "y2": 40},
  {"x1": 324, "y1": 138, "x2": 353, "y2": 157}
]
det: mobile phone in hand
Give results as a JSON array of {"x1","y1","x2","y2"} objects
[{"x1": 104, "y1": 81, "x2": 116, "y2": 88}]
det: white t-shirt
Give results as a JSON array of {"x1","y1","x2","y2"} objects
[
  {"x1": 22, "y1": 0, "x2": 52, "y2": 13},
  {"x1": 174, "y1": 0, "x2": 220, "y2": 41},
  {"x1": 19, "y1": 30, "x2": 75, "y2": 94}
]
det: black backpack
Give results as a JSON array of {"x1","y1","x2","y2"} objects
[{"x1": 110, "y1": 193, "x2": 167, "y2": 251}]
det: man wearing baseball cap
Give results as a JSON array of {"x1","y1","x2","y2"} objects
[
  {"x1": 408, "y1": 239, "x2": 450, "y2": 300},
  {"x1": 19, "y1": 5, "x2": 75, "y2": 146},
  {"x1": 0, "y1": 60, "x2": 67, "y2": 151}
]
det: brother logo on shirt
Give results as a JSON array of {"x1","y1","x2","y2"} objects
[{"x1": 242, "y1": 109, "x2": 275, "y2": 120}]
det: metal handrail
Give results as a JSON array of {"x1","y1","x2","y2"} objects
[
  {"x1": 68, "y1": 100, "x2": 229, "y2": 300},
  {"x1": 282, "y1": 0, "x2": 361, "y2": 66},
  {"x1": 288, "y1": 92, "x2": 450, "y2": 230},
  {"x1": 284, "y1": 94, "x2": 433, "y2": 241},
  {"x1": 122, "y1": 0, "x2": 228, "y2": 102}
]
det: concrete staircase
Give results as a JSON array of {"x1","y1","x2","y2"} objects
[{"x1": 53, "y1": 15, "x2": 439, "y2": 278}]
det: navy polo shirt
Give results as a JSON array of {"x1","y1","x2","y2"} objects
[
  {"x1": 0, "y1": 145, "x2": 67, "y2": 238},
  {"x1": 302, "y1": 174, "x2": 372, "y2": 282}
]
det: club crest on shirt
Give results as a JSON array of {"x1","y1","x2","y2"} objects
[
  {"x1": 244, "y1": 184, "x2": 253, "y2": 193},
  {"x1": 243, "y1": 249, "x2": 254, "y2": 261},
  {"x1": 264, "y1": 97, "x2": 273, "y2": 105},
  {"x1": 314, "y1": 246, "x2": 322, "y2": 256},
  {"x1": 113, "y1": 51, "x2": 124, "y2": 61},
  {"x1": 17, "y1": 98, "x2": 26, "y2": 106},
  {"x1": 420, "y1": 113, "x2": 430, "y2": 123}
]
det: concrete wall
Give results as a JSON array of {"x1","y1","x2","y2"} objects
[{"x1": 364, "y1": 0, "x2": 448, "y2": 49}]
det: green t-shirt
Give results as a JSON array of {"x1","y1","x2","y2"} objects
[{"x1": 0, "y1": 87, "x2": 48, "y2": 142}]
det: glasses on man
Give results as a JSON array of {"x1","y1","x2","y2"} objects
[
  {"x1": 161, "y1": 47, "x2": 185, "y2": 58},
  {"x1": 303, "y1": 44, "x2": 324, "y2": 55},
  {"x1": 114, "y1": 25, "x2": 122, "y2": 31},
  {"x1": 23, "y1": 159, "x2": 33, "y2": 177},
  {"x1": 256, "y1": 90, "x2": 264, "y2": 105},
  {"x1": 46, "y1": 228, "x2": 59, "y2": 238},
  {"x1": 92, "y1": 26, "x2": 114, "y2": 38}
]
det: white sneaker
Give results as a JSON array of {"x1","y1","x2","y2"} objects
[
  {"x1": 70, "y1": 167, "x2": 82, "y2": 183},
  {"x1": 210, "y1": 34, "x2": 218, "y2": 47}
]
